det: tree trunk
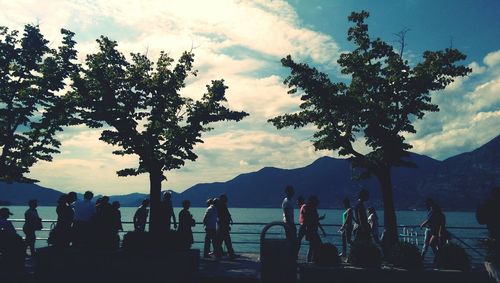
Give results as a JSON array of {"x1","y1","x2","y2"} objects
[
  {"x1": 377, "y1": 166, "x2": 399, "y2": 251},
  {"x1": 148, "y1": 168, "x2": 163, "y2": 234}
]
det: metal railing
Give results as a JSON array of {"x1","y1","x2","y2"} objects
[{"x1": 8, "y1": 219, "x2": 489, "y2": 265}]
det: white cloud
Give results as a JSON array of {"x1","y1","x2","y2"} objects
[{"x1": 484, "y1": 50, "x2": 500, "y2": 67}]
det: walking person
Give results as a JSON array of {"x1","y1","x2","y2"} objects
[
  {"x1": 203, "y1": 198, "x2": 218, "y2": 258},
  {"x1": 353, "y1": 189, "x2": 370, "y2": 242},
  {"x1": 133, "y1": 199, "x2": 150, "y2": 232},
  {"x1": 216, "y1": 194, "x2": 236, "y2": 259},
  {"x1": 23, "y1": 199, "x2": 42, "y2": 255},
  {"x1": 367, "y1": 207, "x2": 380, "y2": 244},
  {"x1": 340, "y1": 197, "x2": 353, "y2": 257},
  {"x1": 296, "y1": 196, "x2": 306, "y2": 256},
  {"x1": 303, "y1": 195, "x2": 326, "y2": 262},
  {"x1": 282, "y1": 185, "x2": 296, "y2": 241},
  {"x1": 420, "y1": 198, "x2": 447, "y2": 258},
  {"x1": 178, "y1": 200, "x2": 196, "y2": 249}
]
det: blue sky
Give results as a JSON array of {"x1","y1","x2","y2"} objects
[{"x1": 1, "y1": 0, "x2": 499, "y2": 195}]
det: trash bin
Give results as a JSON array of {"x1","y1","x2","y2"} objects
[{"x1": 260, "y1": 221, "x2": 297, "y2": 283}]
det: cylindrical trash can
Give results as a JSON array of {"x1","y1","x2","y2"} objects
[{"x1": 260, "y1": 221, "x2": 297, "y2": 283}]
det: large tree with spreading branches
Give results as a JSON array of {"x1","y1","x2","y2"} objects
[
  {"x1": 0, "y1": 25, "x2": 77, "y2": 183},
  {"x1": 73, "y1": 37, "x2": 248, "y2": 233},
  {"x1": 269, "y1": 11, "x2": 471, "y2": 247}
]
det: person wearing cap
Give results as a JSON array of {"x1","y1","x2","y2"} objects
[{"x1": 0, "y1": 207, "x2": 16, "y2": 234}]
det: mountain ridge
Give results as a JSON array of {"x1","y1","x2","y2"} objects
[{"x1": 1, "y1": 135, "x2": 498, "y2": 210}]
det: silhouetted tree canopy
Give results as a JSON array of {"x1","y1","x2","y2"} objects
[
  {"x1": 269, "y1": 11, "x2": 471, "y2": 247},
  {"x1": 0, "y1": 25, "x2": 77, "y2": 183},
  {"x1": 73, "y1": 37, "x2": 248, "y2": 232}
]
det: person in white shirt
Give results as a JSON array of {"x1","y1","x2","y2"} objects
[
  {"x1": 282, "y1": 185, "x2": 296, "y2": 241},
  {"x1": 73, "y1": 191, "x2": 96, "y2": 247},
  {"x1": 203, "y1": 198, "x2": 218, "y2": 258}
]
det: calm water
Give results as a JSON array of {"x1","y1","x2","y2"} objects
[{"x1": 6, "y1": 206, "x2": 487, "y2": 259}]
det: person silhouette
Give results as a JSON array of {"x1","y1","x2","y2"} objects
[
  {"x1": 340, "y1": 197, "x2": 353, "y2": 257},
  {"x1": 52, "y1": 194, "x2": 74, "y2": 247},
  {"x1": 303, "y1": 195, "x2": 326, "y2": 262},
  {"x1": 178, "y1": 200, "x2": 195, "y2": 249},
  {"x1": 73, "y1": 191, "x2": 96, "y2": 247},
  {"x1": 0, "y1": 208, "x2": 25, "y2": 276},
  {"x1": 353, "y1": 189, "x2": 370, "y2": 242},
  {"x1": 133, "y1": 199, "x2": 150, "y2": 232},
  {"x1": 203, "y1": 198, "x2": 218, "y2": 258},
  {"x1": 367, "y1": 207, "x2": 380, "y2": 245},
  {"x1": 161, "y1": 191, "x2": 177, "y2": 232},
  {"x1": 23, "y1": 199, "x2": 42, "y2": 255},
  {"x1": 296, "y1": 196, "x2": 306, "y2": 256},
  {"x1": 282, "y1": 185, "x2": 296, "y2": 241},
  {"x1": 216, "y1": 194, "x2": 236, "y2": 259}
]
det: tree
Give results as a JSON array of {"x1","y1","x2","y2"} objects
[
  {"x1": 269, "y1": 11, "x2": 471, "y2": 247},
  {"x1": 73, "y1": 37, "x2": 248, "y2": 233},
  {"x1": 0, "y1": 25, "x2": 77, "y2": 183}
]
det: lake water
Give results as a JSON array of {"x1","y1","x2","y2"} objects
[{"x1": 6, "y1": 206, "x2": 488, "y2": 261}]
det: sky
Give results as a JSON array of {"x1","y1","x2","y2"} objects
[{"x1": 1, "y1": 0, "x2": 499, "y2": 195}]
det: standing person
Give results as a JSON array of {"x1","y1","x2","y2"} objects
[
  {"x1": 23, "y1": 199, "x2": 42, "y2": 255},
  {"x1": 296, "y1": 196, "x2": 306, "y2": 256},
  {"x1": 203, "y1": 198, "x2": 218, "y2": 258},
  {"x1": 340, "y1": 198, "x2": 353, "y2": 257},
  {"x1": 133, "y1": 199, "x2": 150, "y2": 232},
  {"x1": 217, "y1": 194, "x2": 236, "y2": 259},
  {"x1": 0, "y1": 208, "x2": 25, "y2": 276},
  {"x1": 353, "y1": 189, "x2": 370, "y2": 242},
  {"x1": 282, "y1": 185, "x2": 296, "y2": 241},
  {"x1": 477, "y1": 187, "x2": 500, "y2": 252},
  {"x1": 110, "y1": 201, "x2": 123, "y2": 250},
  {"x1": 53, "y1": 194, "x2": 74, "y2": 247},
  {"x1": 367, "y1": 207, "x2": 380, "y2": 244},
  {"x1": 178, "y1": 200, "x2": 196, "y2": 249},
  {"x1": 73, "y1": 191, "x2": 96, "y2": 247},
  {"x1": 303, "y1": 195, "x2": 326, "y2": 262},
  {"x1": 161, "y1": 191, "x2": 177, "y2": 232}
]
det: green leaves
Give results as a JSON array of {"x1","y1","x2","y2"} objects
[
  {"x1": 74, "y1": 39, "x2": 248, "y2": 179},
  {"x1": 270, "y1": 11, "x2": 471, "y2": 172},
  {"x1": 0, "y1": 25, "x2": 78, "y2": 183}
]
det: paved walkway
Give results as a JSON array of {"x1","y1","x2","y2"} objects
[{"x1": 197, "y1": 253, "x2": 261, "y2": 283}]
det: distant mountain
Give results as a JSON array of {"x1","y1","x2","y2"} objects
[
  {"x1": 1, "y1": 135, "x2": 498, "y2": 210},
  {"x1": 0, "y1": 182, "x2": 64, "y2": 206}
]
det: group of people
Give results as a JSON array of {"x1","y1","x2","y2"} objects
[
  {"x1": 202, "y1": 195, "x2": 236, "y2": 259},
  {"x1": 50, "y1": 191, "x2": 123, "y2": 249},
  {"x1": 282, "y1": 186, "x2": 381, "y2": 262},
  {"x1": 281, "y1": 185, "x2": 454, "y2": 262}
]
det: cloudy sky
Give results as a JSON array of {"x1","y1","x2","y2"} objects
[{"x1": 1, "y1": 0, "x2": 499, "y2": 195}]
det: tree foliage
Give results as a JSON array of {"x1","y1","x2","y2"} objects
[
  {"x1": 73, "y1": 37, "x2": 248, "y2": 180},
  {"x1": 0, "y1": 25, "x2": 77, "y2": 182},
  {"x1": 269, "y1": 11, "x2": 471, "y2": 246},
  {"x1": 269, "y1": 11, "x2": 470, "y2": 176}
]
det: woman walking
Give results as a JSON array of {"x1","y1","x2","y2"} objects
[
  {"x1": 24, "y1": 199, "x2": 42, "y2": 255},
  {"x1": 303, "y1": 195, "x2": 326, "y2": 262}
]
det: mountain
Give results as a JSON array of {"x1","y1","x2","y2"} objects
[
  {"x1": 0, "y1": 182, "x2": 64, "y2": 206},
  {"x1": 1, "y1": 135, "x2": 498, "y2": 210}
]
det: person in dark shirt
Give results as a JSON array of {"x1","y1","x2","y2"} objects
[
  {"x1": 133, "y1": 199, "x2": 150, "y2": 232},
  {"x1": 24, "y1": 199, "x2": 42, "y2": 255},
  {"x1": 161, "y1": 192, "x2": 177, "y2": 232},
  {"x1": 340, "y1": 197, "x2": 353, "y2": 257},
  {"x1": 353, "y1": 189, "x2": 370, "y2": 242},
  {"x1": 216, "y1": 194, "x2": 236, "y2": 259},
  {"x1": 178, "y1": 200, "x2": 196, "y2": 249},
  {"x1": 53, "y1": 194, "x2": 75, "y2": 247},
  {"x1": 420, "y1": 198, "x2": 447, "y2": 257}
]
